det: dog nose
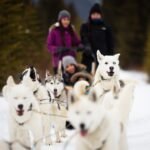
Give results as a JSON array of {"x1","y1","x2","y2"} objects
[
  {"x1": 18, "y1": 104, "x2": 23, "y2": 110},
  {"x1": 54, "y1": 89, "x2": 57, "y2": 92},
  {"x1": 110, "y1": 66, "x2": 114, "y2": 71},
  {"x1": 80, "y1": 123, "x2": 85, "y2": 130}
]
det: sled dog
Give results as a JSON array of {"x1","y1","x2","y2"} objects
[
  {"x1": 65, "y1": 83, "x2": 135, "y2": 150},
  {"x1": 2, "y1": 76, "x2": 43, "y2": 150},
  {"x1": 93, "y1": 50, "x2": 121, "y2": 98}
]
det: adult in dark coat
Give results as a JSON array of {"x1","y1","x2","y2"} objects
[{"x1": 80, "y1": 3, "x2": 115, "y2": 72}]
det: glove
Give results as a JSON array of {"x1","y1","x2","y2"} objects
[
  {"x1": 56, "y1": 47, "x2": 70, "y2": 54},
  {"x1": 76, "y1": 44, "x2": 84, "y2": 52}
]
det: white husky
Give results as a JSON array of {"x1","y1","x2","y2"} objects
[
  {"x1": 2, "y1": 76, "x2": 43, "y2": 150},
  {"x1": 45, "y1": 72, "x2": 68, "y2": 143},
  {"x1": 20, "y1": 67, "x2": 54, "y2": 145},
  {"x1": 93, "y1": 50, "x2": 121, "y2": 98},
  {"x1": 65, "y1": 83, "x2": 135, "y2": 150}
]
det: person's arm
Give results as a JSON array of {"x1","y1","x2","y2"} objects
[
  {"x1": 46, "y1": 29, "x2": 58, "y2": 55},
  {"x1": 80, "y1": 23, "x2": 91, "y2": 46},
  {"x1": 73, "y1": 30, "x2": 81, "y2": 46},
  {"x1": 106, "y1": 26, "x2": 115, "y2": 55}
]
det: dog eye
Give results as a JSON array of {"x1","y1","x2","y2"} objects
[
  {"x1": 105, "y1": 62, "x2": 108, "y2": 65},
  {"x1": 76, "y1": 111, "x2": 80, "y2": 115},
  {"x1": 113, "y1": 62, "x2": 116, "y2": 65},
  {"x1": 50, "y1": 82, "x2": 54, "y2": 84},
  {"x1": 87, "y1": 111, "x2": 91, "y2": 115}
]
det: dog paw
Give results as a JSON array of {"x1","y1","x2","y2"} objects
[{"x1": 56, "y1": 139, "x2": 61, "y2": 143}]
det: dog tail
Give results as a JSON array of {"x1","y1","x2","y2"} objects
[{"x1": 114, "y1": 83, "x2": 135, "y2": 124}]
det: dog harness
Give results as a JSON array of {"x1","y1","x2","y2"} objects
[{"x1": 54, "y1": 87, "x2": 69, "y2": 110}]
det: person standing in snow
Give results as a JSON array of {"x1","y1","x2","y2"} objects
[
  {"x1": 80, "y1": 3, "x2": 115, "y2": 72},
  {"x1": 47, "y1": 10, "x2": 80, "y2": 74}
]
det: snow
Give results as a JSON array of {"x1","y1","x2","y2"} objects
[{"x1": 0, "y1": 70, "x2": 150, "y2": 150}]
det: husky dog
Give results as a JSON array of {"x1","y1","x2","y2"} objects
[
  {"x1": 2, "y1": 76, "x2": 43, "y2": 150},
  {"x1": 45, "y1": 71, "x2": 68, "y2": 143},
  {"x1": 45, "y1": 71, "x2": 68, "y2": 110},
  {"x1": 20, "y1": 66, "x2": 40, "y2": 82},
  {"x1": 20, "y1": 66, "x2": 54, "y2": 145},
  {"x1": 65, "y1": 83, "x2": 135, "y2": 150},
  {"x1": 93, "y1": 50, "x2": 121, "y2": 99}
]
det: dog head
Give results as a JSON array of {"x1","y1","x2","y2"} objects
[
  {"x1": 96, "y1": 50, "x2": 120, "y2": 79},
  {"x1": 20, "y1": 66, "x2": 41, "y2": 82},
  {"x1": 73, "y1": 80, "x2": 90, "y2": 96},
  {"x1": 3, "y1": 76, "x2": 37, "y2": 119},
  {"x1": 45, "y1": 71, "x2": 64, "y2": 98},
  {"x1": 68, "y1": 90, "x2": 105, "y2": 137},
  {"x1": 20, "y1": 66, "x2": 41, "y2": 93}
]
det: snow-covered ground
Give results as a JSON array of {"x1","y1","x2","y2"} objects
[{"x1": 0, "y1": 70, "x2": 150, "y2": 150}]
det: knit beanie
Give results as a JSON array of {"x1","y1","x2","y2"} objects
[
  {"x1": 89, "y1": 3, "x2": 102, "y2": 16},
  {"x1": 62, "y1": 56, "x2": 77, "y2": 69},
  {"x1": 58, "y1": 10, "x2": 71, "y2": 21}
]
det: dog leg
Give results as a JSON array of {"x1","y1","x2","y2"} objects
[
  {"x1": 35, "y1": 141, "x2": 42, "y2": 150},
  {"x1": 61, "y1": 129, "x2": 67, "y2": 138},
  {"x1": 119, "y1": 129, "x2": 128, "y2": 150},
  {"x1": 57, "y1": 103, "x2": 61, "y2": 110},
  {"x1": 44, "y1": 136, "x2": 52, "y2": 145},
  {"x1": 113, "y1": 77, "x2": 121, "y2": 99},
  {"x1": 55, "y1": 131, "x2": 61, "y2": 143},
  {"x1": 0, "y1": 140, "x2": 10, "y2": 150},
  {"x1": 43, "y1": 117, "x2": 52, "y2": 145}
]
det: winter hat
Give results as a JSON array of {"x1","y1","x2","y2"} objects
[
  {"x1": 89, "y1": 3, "x2": 102, "y2": 16},
  {"x1": 62, "y1": 56, "x2": 77, "y2": 69},
  {"x1": 58, "y1": 10, "x2": 71, "y2": 21}
]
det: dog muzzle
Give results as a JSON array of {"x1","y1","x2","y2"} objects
[
  {"x1": 80, "y1": 129, "x2": 88, "y2": 137},
  {"x1": 16, "y1": 109, "x2": 24, "y2": 116}
]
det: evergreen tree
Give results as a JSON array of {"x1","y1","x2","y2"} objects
[
  {"x1": 103, "y1": 0, "x2": 149, "y2": 69},
  {"x1": 144, "y1": 22, "x2": 150, "y2": 82},
  {"x1": 0, "y1": 0, "x2": 47, "y2": 88}
]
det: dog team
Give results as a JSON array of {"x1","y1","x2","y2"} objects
[{"x1": 0, "y1": 50, "x2": 136, "y2": 150}]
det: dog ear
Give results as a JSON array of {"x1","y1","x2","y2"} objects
[
  {"x1": 97, "y1": 50, "x2": 104, "y2": 63},
  {"x1": 7, "y1": 76, "x2": 16, "y2": 86},
  {"x1": 45, "y1": 70, "x2": 51, "y2": 78},
  {"x1": 22, "y1": 76, "x2": 33, "y2": 87},
  {"x1": 3, "y1": 76, "x2": 15, "y2": 98},
  {"x1": 89, "y1": 90, "x2": 98, "y2": 102},
  {"x1": 57, "y1": 60, "x2": 62, "y2": 75},
  {"x1": 2, "y1": 85, "x2": 8, "y2": 98},
  {"x1": 114, "y1": 53, "x2": 120, "y2": 60},
  {"x1": 70, "y1": 92, "x2": 77, "y2": 104},
  {"x1": 70, "y1": 94, "x2": 75, "y2": 104}
]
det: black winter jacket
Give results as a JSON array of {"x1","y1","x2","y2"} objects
[{"x1": 80, "y1": 21, "x2": 114, "y2": 72}]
